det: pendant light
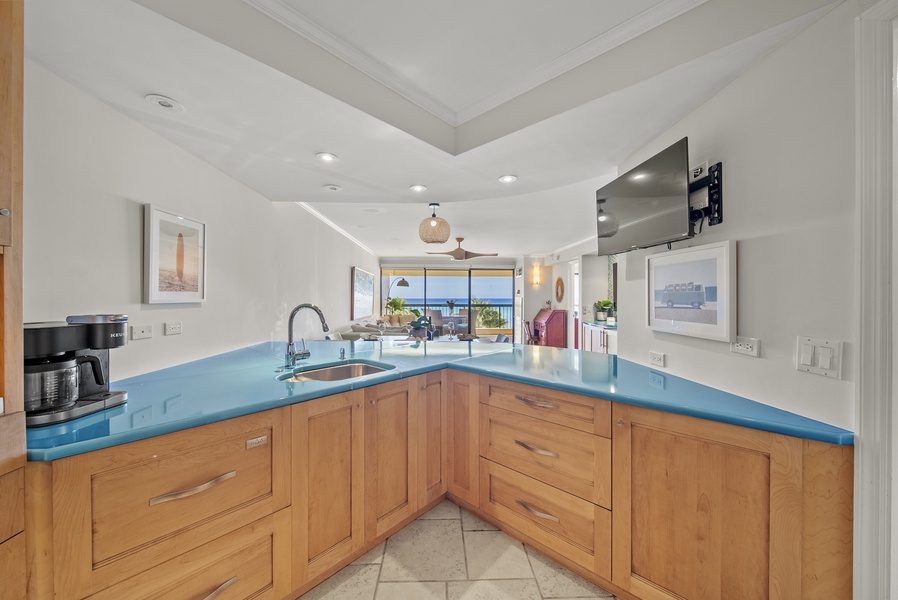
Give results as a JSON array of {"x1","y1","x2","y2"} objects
[
  {"x1": 418, "y1": 203, "x2": 451, "y2": 244},
  {"x1": 596, "y1": 196, "x2": 620, "y2": 238}
]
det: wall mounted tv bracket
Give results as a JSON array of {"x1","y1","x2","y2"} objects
[{"x1": 688, "y1": 162, "x2": 723, "y2": 228}]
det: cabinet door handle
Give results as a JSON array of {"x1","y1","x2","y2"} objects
[
  {"x1": 515, "y1": 498, "x2": 560, "y2": 523},
  {"x1": 514, "y1": 439, "x2": 559, "y2": 458},
  {"x1": 202, "y1": 576, "x2": 237, "y2": 600},
  {"x1": 515, "y1": 394, "x2": 559, "y2": 410},
  {"x1": 149, "y1": 470, "x2": 237, "y2": 506}
]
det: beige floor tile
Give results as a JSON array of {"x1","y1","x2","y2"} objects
[
  {"x1": 418, "y1": 498, "x2": 462, "y2": 520},
  {"x1": 375, "y1": 581, "x2": 447, "y2": 600},
  {"x1": 464, "y1": 530, "x2": 533, "y2": 580},
  {"x1": 447, "y1": 579, "x2": 541, "y2": 600},
  {"x1": 461, "y1": 509, "x2": 498, "y2": 531},
  {"x1": 299, "y1": 564, "x2": 379, "y2": 600},
  {"x1": 351, "y1": 542, "x2": 386, "y2": 565},
  {"x1": 380, "y1": 519, "x2": 467, "y2": 582},
  {"x1": 526, "y1": 546, "x2": 615, "y2": 598}
]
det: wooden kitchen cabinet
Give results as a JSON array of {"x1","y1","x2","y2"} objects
[
  {"x1": 479, "y1": 458, "x2": 611, "y2": 579},
  {"x1": 415, "y1": 371, "x2": 447, "y2": 508},
  {"x1": 292, "y1": 391, "x2": 365, "y2": 587},
  {"x1": 25, "y1": 408, "x2": 290, "y2": 600},
  {"x1": 0, "y1": 3, "x2": 25, "y2": 596},
  {"x1": 446, "y1": 370, "x2": 480, "y2": 506},
  {"x1": 612, "y1": 403, "x2": 853, "y2": 600},
  {"x1": 364, "y1": 379, "x2": 419, "y2": 540},
  {"x1": 86, "y1": 510, "x2": 292, "y2": 600}
]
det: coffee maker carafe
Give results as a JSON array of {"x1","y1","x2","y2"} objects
[{"x1": 24, "y1": 315, "x2": 129, "y2": 427}]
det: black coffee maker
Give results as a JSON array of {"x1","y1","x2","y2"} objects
[{"x1": 24, "y1": 315, "x2": 129, "y2": 427}]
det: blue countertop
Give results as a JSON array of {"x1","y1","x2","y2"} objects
[{"x1": 26, "y1": 340, "x2": 853, "y2": 461}]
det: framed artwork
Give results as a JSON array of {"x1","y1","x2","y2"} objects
[
  {"x1": 144, "y1": 205, "x2": 206, "y2": 304},
  {"x1": 646, "y1": 240, "x2": 735, "y2": 342},
  {"x1": 351, "y1": 267, "x2": 375, "y2": 320}
]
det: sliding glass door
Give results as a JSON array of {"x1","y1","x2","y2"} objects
[{"x1": 380, "y1": 268, "x2": 514, "y2": 340}]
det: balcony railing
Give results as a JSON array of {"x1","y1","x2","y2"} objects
[{"x1": 396, "y1": 302, "x2": 514, "y2": 336}]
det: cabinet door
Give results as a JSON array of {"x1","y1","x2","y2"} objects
[
  {"x1": 446, "y1": 370, "x2": 480, "y2": 506},
  {"x1": 364, "y1": 379, "x2": 418, "y2": 541},
  {"x1": 612, "y1": 403, "x2": 802, "y2": 600},
  {"x1": 292, "y1": 391, "x2": 365, "y2": 586},
  {"x1": 415, "y1": 371, "x2": 447, "y2": 508}
]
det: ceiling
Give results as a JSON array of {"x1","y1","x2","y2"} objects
[{"x1": 24, "y1": 0, "x2": 835, "y2": 261}]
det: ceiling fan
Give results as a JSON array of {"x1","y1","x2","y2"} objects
[{"x1": 426, "y1": 237, "x2": 498, "y2": 261}]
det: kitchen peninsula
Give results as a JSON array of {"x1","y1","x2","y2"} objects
[{"x1": 25, "y1": 340, "x2": 853, "y2": 600}]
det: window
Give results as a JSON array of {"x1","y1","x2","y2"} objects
[{"x1": 380, "y1": 268, "x2": 515, "y2": 340}]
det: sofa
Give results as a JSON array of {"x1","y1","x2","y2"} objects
[{"x1": 333, "y1": 314, "x2": 416, "y2": 341}]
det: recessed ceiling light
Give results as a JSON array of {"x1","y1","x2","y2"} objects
[
  {"x1": 144, "y1": 94, "x2": 184, "y2": 113},
  {"x1": 323, "y1": 184, "x2": 342, "y2": 192},
  {"x1": 498, "y1": 174, "x2": 517, "y2": 183},
  {"x1": 316, "y1": 152, "x2": 339, "y2": 163},
  {"x1": 631, "y1": 173, "x2": 647, "y2": 181},
  {"x1": 410, "y1": 184, "x2": 427, "y2": 193}
]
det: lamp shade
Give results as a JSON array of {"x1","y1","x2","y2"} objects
[{"x1": 419, "y1": 203, "x2": 451, "y2": 244}]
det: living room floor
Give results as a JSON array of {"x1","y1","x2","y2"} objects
[{"x1": 299, "y1": 499, "x2": 618, "y2": 600}]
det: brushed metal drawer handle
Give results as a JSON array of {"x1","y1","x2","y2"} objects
[
  {"x1": 514, "y1": 439, "x2": 559, "y2": 458},
  {"x1": 149, "y1": 470, "x2": 237, "y2": 506},
  {"x1": 515, "y1": 498, "x2": 560, "y2": 523},
  {"x1": 203, "y1": 576, "x2": 237, "y2": 600},
  {"x1": 515, "y1": 394, "x2": 559, "y2": 410}
]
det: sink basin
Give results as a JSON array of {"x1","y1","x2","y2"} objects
[{"x1": 278, "y1": 360, "x2": 394, "y2": 383}]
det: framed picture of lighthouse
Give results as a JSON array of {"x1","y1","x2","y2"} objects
[{"x1": 144, "y1": 205, "x2": 206, "y2": 304}]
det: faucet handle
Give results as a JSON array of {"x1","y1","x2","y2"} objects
[{"x1": 297, "y1": 338, "x2": 311, "y2": 360}]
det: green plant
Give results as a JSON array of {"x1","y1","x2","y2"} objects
[
  {"x1": 472, "y1": 298, "x2": 507, "y2": 328},
  {"x1": 385, "y1": 297, "x2": 407, "y2": 314},
  {"x1": 594, "y1": 299, "x2": 613, "y2": 312}
]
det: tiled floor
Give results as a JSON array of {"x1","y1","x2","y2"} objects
[{"x1": 299, "y1": 499, "x2": 618, "y2": 600}]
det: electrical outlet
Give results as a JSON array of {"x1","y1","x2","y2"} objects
[
  {"x1": 690, "y1": 161, "x2": 709, "y2": 181},
  {"x1": 164, "y1": 321, "x2": 182, "y2": 336},
  {"x1": 131, "y1": 325, "x2": 152, "y2": 340},
  {"x1": 649, "y1": 351, "x2": 665, "y2": 367},
  {"x1": 731, "y1": 336, "x2": 760, "y2": 357},
  {"x1": 649, "y1": 372, "x2": 666, "y2": 390}
]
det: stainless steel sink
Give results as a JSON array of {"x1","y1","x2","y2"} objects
[{"x1": 279, "y1": 361, "x2": 393, "y2": 382}]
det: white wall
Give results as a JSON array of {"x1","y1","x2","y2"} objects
[
  {"x1": 614, "y1": 2, "x2": 858, "y2": 430},
  {"x1": 23, "y1": 62, "x2": 378, "y2": 379}
]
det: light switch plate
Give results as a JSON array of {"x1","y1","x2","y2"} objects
[{"x1": 796, "y1": 336, "x2": 842, "y2": 379}]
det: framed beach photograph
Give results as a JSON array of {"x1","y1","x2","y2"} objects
[
  {"x1": 646, "y1": 240, "x2": 735, "y2": 342},
  {"x1": 351, "y1": 266, "x2": 375, "y2": 320},
  {"x1": 144, "y1": 205, "x2": 206, "y2": 304}
]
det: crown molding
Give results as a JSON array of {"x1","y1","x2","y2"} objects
[{"x1": 244, "y1": 0, "x2": 707, "y2": 126}]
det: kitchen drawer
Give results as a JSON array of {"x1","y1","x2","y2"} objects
[
  {"x1": 88, "y1": 510, "x2": 290, "y2": 600},
  {"x1": 479, "y1": 459, "x2": 610, "y2": 579},
  {"x1": 27, "y1": 408, "x2": 290, "y2": 599},
  {"x1": 480, "y1": 377, "x2": 611, "y2": 437},
  {"x1": 92, "y1": 424, "x2": 275, "y2": 564},
  {"x1": 479, "y1": 405, "x2": 610, "y2": 508}
]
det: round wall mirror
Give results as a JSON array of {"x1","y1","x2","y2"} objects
[{"x1": 555, "y1": 277, "x2": 564, "y2": 303}]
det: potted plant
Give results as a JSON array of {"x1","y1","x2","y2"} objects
[
  {"x1": 385, "y1": 297, "x2": 406, "y2": 315},
  {"x1": 594, "y1": 299, "x2": 613, "y2": 321},
  {"x1": 407, "y1": 310, "x2": 430, "y2": 338}
]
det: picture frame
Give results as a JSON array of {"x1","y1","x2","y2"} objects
[
  {"x1": 646, "y1": 240, "x2": 735, "y2": 342},
  {"x1": 144, "y1": 205, "x2": 206, "y2": 304},
  {"x1": 351, "y1": 266, "x2": 375, "y2": 320}
]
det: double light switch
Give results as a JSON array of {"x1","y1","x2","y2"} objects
[{"x1": 796, "y1": 336, "x2": 842, "y2": 379}]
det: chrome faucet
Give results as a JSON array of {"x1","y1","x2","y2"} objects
[{"x1": 286, "y1": 303, "x2": 329, "y2": 366}]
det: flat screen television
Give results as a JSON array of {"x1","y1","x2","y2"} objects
[{"x1": 596, "y1": 137, "x2": 692, "y2": 256}]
